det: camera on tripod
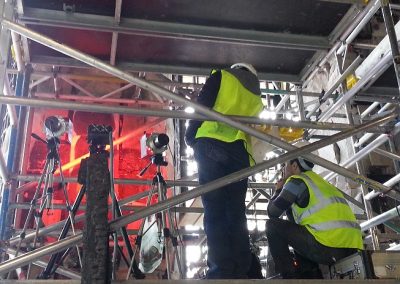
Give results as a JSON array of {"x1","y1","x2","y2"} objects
[
  {"x1": 139, "y1": 133, "x2": 170, "y2": 175},
  {"x1": 27, "y1": 116, "x2": 72, "y2": 214},
  {"x1": 43, "y1": 116, "x2": 72, "y2": 143},
  {"x1": 147, "y1": 133, "x2": 169, "y2": 154},
  {"x1": 140, "y1": 132, "x2": 169, "y2": 159}
]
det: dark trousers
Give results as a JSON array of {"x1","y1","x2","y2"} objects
[
  {"x1": 194, "y1": 138, "x2": 251, "y2": 279},
  {"x1": 266, "y1": 218, "x2": 357, "y2": 278}
]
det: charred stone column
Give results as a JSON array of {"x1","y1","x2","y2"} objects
[{"x1": 82, "y1": 153, "x2": 111, "y2": 284}]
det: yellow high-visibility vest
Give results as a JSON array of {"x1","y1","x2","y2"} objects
[
  {"x1": 195, "y1": 69, "x2": 263, "y2": 164},
  {"x1": 288, "y1": 171, "x2": 363, "y2": 250}
]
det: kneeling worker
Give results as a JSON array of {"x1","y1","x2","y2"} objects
[{"x1": 266, "y1": 157, "x2": 363, "y2": 279}]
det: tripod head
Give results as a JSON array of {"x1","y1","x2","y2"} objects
[
  {"x1": 139, "y1": 153, "x2": 168, "y2": 177},
  {"x1": 151, "y1": 153, "x2": 168, "y2": 167},
  {"x1": 31, "y1": 133, "x2": 60, "y2": 166},
  {"x1": 87, "y1": 124, "x2": 113, "y2": 155},
  {"x1": 30, "y1": 133, "x2": 61, "y2": 212}
]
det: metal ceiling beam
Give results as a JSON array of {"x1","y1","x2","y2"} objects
[
  {"x1": 110, "y1": 0, "x2": 122, "y2": 65},
  {"x1": 8, "y1": 69, "x2": 205, "y2": 88},
  {"x1": 4, "y1": 19, "x2": 391, "y2": 195},
  {"x1": 60, "y1": 76, "x2": 95, "y2": 97},
  {"x1": 298, "y1": 5, "x2": 362, "y2": 82},
  {"x1": 301, "y1": 0, "x2": 381, "y2": 85},
  {"x1": 0, "y1": 95, "x2": 373, "y2": 131},
  {"x1": 328, "y1": 4, "x2": 362, "y2": 43},
  {"x1": 30, "y1": 55, "x2": 301, "y2": 83},
  {"x1": 34, "y1": 92, "x2": 164, "y2": 107},
  {"x1": 28, "y1": 75, "x2": 50, "y2": 89},
  {"x1": 100, "y1": 83, "x2": 134, "y2": 99},
  {"x1": 16, "y1": 0, "x2": 30, "y2": 62},
  {"x1": 20, "y1": 68, "x2": 399, "y2": 101},
  {"x1": 318, "y1": 0, "x2": 367, "y2": 4},
  {"x1": 336, "y1": 0, "x2": 380, "y2": 54},
  {"x1": 20, "y1": 7, "x2": 330, "y2": 51}
]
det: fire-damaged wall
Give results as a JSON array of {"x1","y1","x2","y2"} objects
[{"x1": 19, "y1": 107, "x2": 169, "y2": 233}]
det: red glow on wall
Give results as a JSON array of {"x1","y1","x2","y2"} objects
[{"x1": 18, "y1": 109, "x2": 168, "y2": 234}]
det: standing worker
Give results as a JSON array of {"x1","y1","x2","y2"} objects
[
  {"x1": 266, "y1": 158, "x2": 363, "y2": 279},
  {"x1": 185, "y1": 63, "x2": 264, "y2": 279}
]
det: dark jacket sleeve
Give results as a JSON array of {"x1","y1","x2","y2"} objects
[
  {"x1": 184, "y1": 71, "x2": 221, "y2": 147},
  {"x1": 267, "y1": 178, "x2": 309, "y2": 218}
]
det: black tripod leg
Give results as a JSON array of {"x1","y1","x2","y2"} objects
[
  {"x1": 52, "y1": 247, "x2": 73, "y2": 272},
  {"x1": 40, "y1": 185, "x2": 86, "y2": 279},
  {"x1": 165, "y1": 208, "x2": 184, "y2": 278},
  {"x1": 117, "y1": 244, "x2": 130, "y2": 268},
  {"x1": 111, "y1": 194, "x2": 144, "y2": 279}
]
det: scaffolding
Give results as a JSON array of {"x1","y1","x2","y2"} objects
[{"x1": 0, "y1": 0, "x2": 400, "y2": 280}]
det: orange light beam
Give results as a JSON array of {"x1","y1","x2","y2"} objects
[{"x1": 55, "y1": 118, "x2": 165, "y2": 174}]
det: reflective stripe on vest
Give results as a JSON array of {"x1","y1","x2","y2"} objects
[
  {"x1": 294, "y1": 173, "x2": 352, "y2": 223},
  {"x1": 295, "y1": 196, "x2": 350, "y2": 223},
  {"x1": 308, "y1": 220, "x2": 361, "y2": 231},
  {"x1": 289, "y1": 171, "x2": 363, "y2": 249}
]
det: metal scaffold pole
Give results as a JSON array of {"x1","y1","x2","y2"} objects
[
  {"x1": 0, "y1": 111, "x2": 395, "y2": 275},
  {"x1": 345, "y1": 102, "x2": 380, "y2": 250},
  {"x1": 0, "y1": 96, "x2": 365, "y2": 132},
  {"x1": 0, "y1": 20, "x2": 394, "y2": 194},
  {"x1": 381, "y1": 0, "x2": 400, "y2": 93}
]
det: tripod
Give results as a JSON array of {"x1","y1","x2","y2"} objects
[
  {"x1": 11, "y1": 134, "x2": 81, "y2": 279},
  {"x1": 39, "y1": 130, "x2": 144, "y2": 280},
  {"x1": 126, "y1": 153, "x2": 183, "y2": 280}
]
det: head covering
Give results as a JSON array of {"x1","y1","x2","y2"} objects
[
  {"x1": 298, "y1": 157, "x2": 313, "y2": 171},
  {"x1": 230, "y1": 63, "x2": 257, "y2": 76}
]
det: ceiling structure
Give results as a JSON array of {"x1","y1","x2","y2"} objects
[
  {"x1": 1, "y1": 0, "x2": 400, "y2": 281},
  {"x1": 16, "y1": 0, "x2": 357, "y2": 82}
]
